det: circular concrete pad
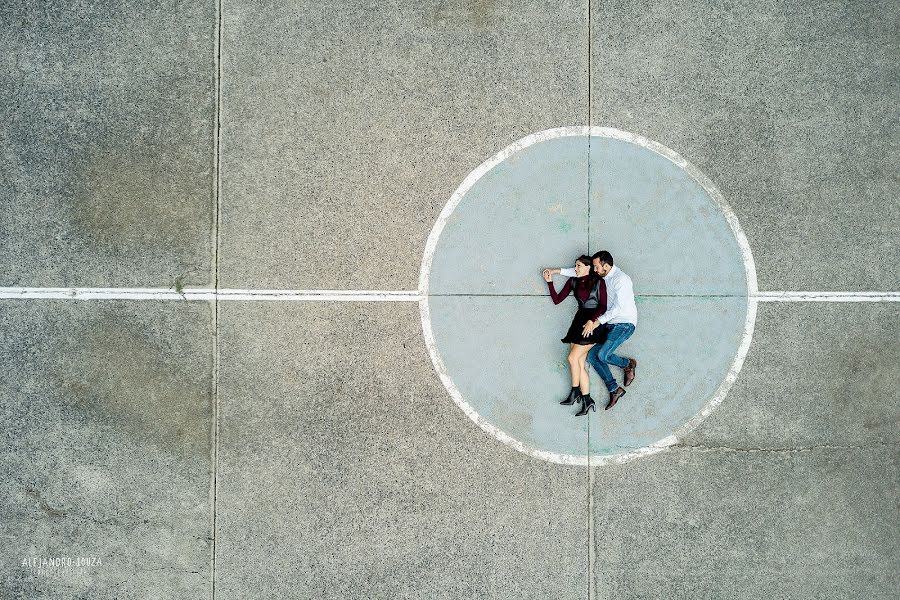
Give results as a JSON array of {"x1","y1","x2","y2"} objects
[{"x1": 420, "y1": 128, "x2": 757, "y2": 465}]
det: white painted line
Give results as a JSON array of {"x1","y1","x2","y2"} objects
[
  {"x1": 0, "y1": 287, "x2": 423, "y2": 301},
  {"x1": 755, "y1": 291, "x2": 900, "y2": 302},
  {"x1": 2, "y1": 287, "x2": 896, "y2": 303},
  {"x1": 6, "y1": 130, "x2": 892, "y2": 467}
]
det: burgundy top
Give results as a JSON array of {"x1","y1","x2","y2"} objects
[{"x1": 548, "y1": 275, "x2": 607, "y2": 321}]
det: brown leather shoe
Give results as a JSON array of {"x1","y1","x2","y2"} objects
[
  {"x1": 605, "y1": 387, "x2": 626, "y2": 410},
  {"x1": 623, "y1": 359, "x2": 637, "y2": 387}
]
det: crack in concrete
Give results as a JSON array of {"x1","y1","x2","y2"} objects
[
  {"x1": 144, "y1": 565, "x2": 203, "y2": 575},
  {"x1": 23, "y1": 486, "x2": 66, "y2": 519},
  {"x1": 22, "y1": 485, "x2": 143, "y2": 528}
]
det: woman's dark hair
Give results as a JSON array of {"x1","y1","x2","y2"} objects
[{"x1": 575, "y1": 255, "x2": 598, "y2": 285}]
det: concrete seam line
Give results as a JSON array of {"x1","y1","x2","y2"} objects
[{"x1": 211, "y1": 0, "x2": 224, "y2": 596}]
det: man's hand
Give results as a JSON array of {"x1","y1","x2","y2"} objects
[
  {"x1": 582, "y1": 319, "x2": 598, "y2": 337},
  {"x1": 542, "y1": 268, "x2": 561, "y2": 282}
]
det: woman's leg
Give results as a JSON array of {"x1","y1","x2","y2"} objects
[
  {"x1": 567, "y1": 344, "x2": 581, "y2": 387},
  {"x1": 575, "y1": 344, "x2": 594, "y2": 395}
]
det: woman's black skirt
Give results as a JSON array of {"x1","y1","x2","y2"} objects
[{"x1": 561, "y1": 308, "x2": 608, "y2": 345}]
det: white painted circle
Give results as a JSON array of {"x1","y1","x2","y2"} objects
[{"x1": 419, "y1": 127, "x2": 759, "y2": 466}]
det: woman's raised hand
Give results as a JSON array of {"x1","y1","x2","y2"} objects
[{"x1": 542, "y1": 269, "x2": 553, "y2": 282}]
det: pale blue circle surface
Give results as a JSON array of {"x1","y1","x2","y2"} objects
[{"x1": 425, "y1": 131, "x2": 753, "y2": 462}]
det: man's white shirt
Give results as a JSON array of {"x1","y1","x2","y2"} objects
[{"x1": 558, "y1": 265, "x2": 637, "y2": 326}]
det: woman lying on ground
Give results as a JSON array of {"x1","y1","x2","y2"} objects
[{"x1": 542, "y1": 256, "x2": 607, "y2": 416}]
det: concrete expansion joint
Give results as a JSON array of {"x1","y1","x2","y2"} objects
[{"x1": 674, "y1": 441, "x2": 900, "y2": 454}]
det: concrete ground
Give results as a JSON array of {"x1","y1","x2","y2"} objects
[{"x1": 1, "y1": 1, "x2": 898, "y2": 599}]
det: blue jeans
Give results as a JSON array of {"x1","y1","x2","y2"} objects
[{"x1": 587, "y1": 323, "x2": 635, "y2": 392}]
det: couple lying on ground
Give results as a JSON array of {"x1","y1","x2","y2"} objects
[{"x1": 542, "y1": 250, "x2": 638, "y2": 416}]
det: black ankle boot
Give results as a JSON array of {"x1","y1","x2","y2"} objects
[
  {"x1": 575, "y1": 394, "x2": 596, "y2": 416},
  {"x1": 560, "y1": 386, "x2": 582, "y2": 405}
]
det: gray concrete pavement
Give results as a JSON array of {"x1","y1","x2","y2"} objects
[
  {"x1": 591, "y1": 0, "x2": 900, "y2": 292},
  {"x1": 591, "y1": 446, "x2": 899, "y2": 599},
  {"x1": 214, "y1": 302, "x2": 588, "y2": 599},
  {"x1": 218, "y1": 0, "x2": 588, "y2": 291},
  {"x1": 0, "y1": 1, "x2": 216, "y2": 288},
  {"x1": 680, "y1": 302, "x2": 900, "y2": 449},
  {"x1": 0, "y1": 300, "x2": 213, "y2": 599}
]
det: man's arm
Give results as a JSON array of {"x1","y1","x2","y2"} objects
[
  {"x1": 588, "y1": 279, "x2": 607, "y2": 321},
  {"x1": 582, "y1": 281, "x2": 608, "y2": 336},
  {"x1": 559, "y1": 268, "x2": 577, "y2": 277}
]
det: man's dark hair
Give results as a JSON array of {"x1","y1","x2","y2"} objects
[{"x1": 592, "y1": 250, "x2": 614, "y2": 266}]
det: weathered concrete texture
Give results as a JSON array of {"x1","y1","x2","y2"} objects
[
  {"x1": 681, "y1": 301, "x2": 900, "y2": 449},
  {"x1": 591, "y1": 446, "x2": 900, "y2": 599},
  {"x1": 0, "y1": 1, "x2": 216, "y2": 287},
  {"x1": 429, "y1": 135, "x2": 589, "y2": 295},
  {"x1": 215, "y1": 302, "x2": 588, "y2": 599},
  {"x1": 219, "y1": 0, "x2": 588, "y2": 290},
  {"x1": 0, "y1": 301, "x2": 213, "y2": 599},
  {"x1": 591, "y1": 0, "x2": 900, "y2": 292}
]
